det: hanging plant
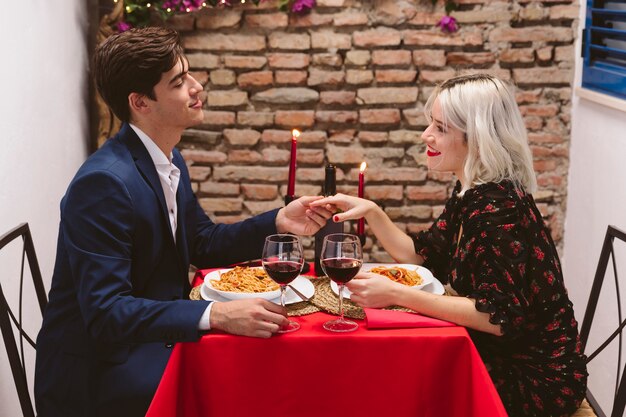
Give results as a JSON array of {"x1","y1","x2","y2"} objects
[{"x1": 433, "y1": 0, "x2": 459, "y2": 33}]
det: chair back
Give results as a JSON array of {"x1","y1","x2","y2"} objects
[
  {"x1": 579, "y1": 225, "x2": 626, "y2": 417},
  {"x1": 0, "y1": 223, "x2": 48, "y2": 417}
]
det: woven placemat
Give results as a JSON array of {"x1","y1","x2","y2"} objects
[
  {"x1": 310, "y1": 277, "x2": 414, "y2": 320},
  {"x1": 189, "y1": 285, "x2": 320, "y2": 317}
]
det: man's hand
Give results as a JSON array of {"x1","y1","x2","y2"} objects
[
  {"x1": 276, "y1": 196, "x2": 333, "y2": 236},
  {"x1": 209, "y1": 299, "x2": 289, "y2": 338}
]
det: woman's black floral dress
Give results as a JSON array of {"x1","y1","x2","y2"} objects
[{"x1": 413, "y1": 181, "x2": 587, "y2": 417}]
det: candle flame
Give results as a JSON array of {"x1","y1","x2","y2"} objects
[
  {"x1": 292, "y1": 129, "x2": 300, "y2": 139},
  {"x1": 360, "y1": 162, "x2": 367, "y2": 172}
]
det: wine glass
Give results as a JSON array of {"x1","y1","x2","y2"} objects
[
  {"x1": 262, "y1": 234, "x2": 304, "y2": 333},
  {"x1": 320, "y1": 233, "x2": 362, "y2": 332}
]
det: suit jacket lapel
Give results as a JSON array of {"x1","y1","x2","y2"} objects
[{"x1": 121, "y1": 124, "x2": 176, "y2": 243}]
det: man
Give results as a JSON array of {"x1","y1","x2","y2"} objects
[{"x1": 35, "y1": 27, "x2": 330, "y2": 417}]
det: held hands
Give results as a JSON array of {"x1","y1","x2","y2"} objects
[
  {"x1": 308, "y1": 193, "x2": 378, "y2": 223},
  {"x1": 347, "y1": 272, "x2": 405, "y2": 309},
  {"x1": 210, "y1": 299, "x2": 289, "y2": 338},
  {"x1": 276, "y1": 196, "x2": 334, "y2": 236}
]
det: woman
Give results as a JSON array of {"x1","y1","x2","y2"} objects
[{"x1": 311, "y1": 74, "x2": 587, "y2": 417}]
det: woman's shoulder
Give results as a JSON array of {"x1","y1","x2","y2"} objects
[{"x1": 460, "y1": 180, "x2": 524, "y2": 228}]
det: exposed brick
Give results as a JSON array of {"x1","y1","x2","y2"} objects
[
  {"x1": 489, "y1": 27, "x2": 573, "y2": 43},
  {"x1": 406, "y1": 185, "x2": 448, "y2": 201},
  {"x1": 252, "y1": 88, "x2": 319, "y2": 104},
  {"x1": 359, "y1": 109, "x2": 402, "y2": 125},
  {"x1": 244, "y1": 12, "x2": 289, "y2": 29},
  {"x1": 298, "y1": 131, "x2": 328, "y2": 144},
  {"x1": 275, "y1": 110, "x2": 316, "y2": 128},
  {"x1": 363, "y1": 185, "x2": 404, "y2": 201},
  {"x1": 202, "y1": 110, "x2": 236, "y2": 126},
  {"x1": 167, "y1": 13, "x2": 195, "y2": 31},
  {"x1": 528, "y1": 132, "x2": 564, "y2": 144},
  {"x1": 297, "y1": 149, "x2": 325, "y2": 164},
  {"x1": 261, "y1": 148, "x2": 290, "y2": 164},
  {"x1": 244, "y1": 200, "x2": 283, "y2": 215},
  {"x1": 536, "y1": 46, "x2": 553, "y2": 62},
  {"x1": 237, "y1": 71, "x2": 274, "y2": 88},
  {"x1": 214, "y1": 166, "x2": 287, "y2": 182},
  {"x1": 345, "y1": 50, "x2": 371, "y2": 67},
  {"x1": 327, "y1": 145, "x2": 365, "y2": 164},
  {"x1": 358, "y1": 131, "x2": 388, "y2": 144},
  {"x1": 500, "y1": 48, "x2": 534, "y2": 64},
  {"x1": 267, "y1": 53, "x2": 310, "y2": 69},
  {"x1": 228, "y1": 150, "x2": 263, "y2": 163},
  {"x1": 550, "y1": 5, "x2": 579, "y2": 20},
  {"x1": 516, "y1": 89, "x2": 542, "y2": 104},
  {"x1": 184, "y1": 34, "x2": 266, "y2": 52},
  {"x1": 315, "y1": 111, "x2": 359, "y2": 124},
  {"x1": 333, "y1": 10, "x2": 369, "y2": 26},
  {"x1": 372, "y1": 50, "x2": 412, "y2": 67},
  {"x1": 210, "y1": 69, "x2": 236, "y2": 86},
  {"x1": 275, "y1": 70, "x2": 308, "y2": 85},
  {"x1": 346, "y1": 69, "x2": 374, "y2": 85},
  {"x1": 312, "y1": 53, "x2": 343, "y2": 67},
  {"x1": 404, "y1": 30, "x2": 483, "y2": 46},
  {"x1": 223, "y1": 129, "x2": 261, "y2": 146},
  {"x1": 237, "y1": 111, "x2": 274, "y2": 127},
  {"x1": 358, "y1": 87, "x2": 418, "y2": 104},
  {"x1": 181, "y1": 149, "x2": 228, "y2": 164},
  {"x1": 196, "y1": 10, "x2": 243, "y2": 29},
  {"x1": 198, "y1": 182, "x2": 240, "y2": 196},
  {"x1": 187, "y1": 53, "x2": 220, "y2": 70},
  {"x1": 182, "y1": 129, "x2": 221, "y2": 145},
  {"x1": 376, "y1": 70, "x2": 417, "y2": 83},
  {"x1": 268, "y1": 32, "x2": 311, "y2": 50},
  {"x1": 223, "y1": 56, "x2": 268, "y2": 69},
  {"x1": 447, "y1": 52, "x2": 496, "y2": 66},
  {"x1": 320, "y1": 91, "x2": 356, "y2": 106},
  {"x1": 555, "y1": 45, "x2": 574, "y2": 62},
  {"x1": 290, "y1": 11, "x2": 335, "y2": 27},
  {"x1": 524, "y1": 116, "x2": 544, "y2": 131},
  {"x1": 207, "y1": 90, "x2": 249, "y2": 108},
  {"x1": 451, "y1": 5, "x2": 513, "y2": 23},
  {"x1": 403, "y1": 107, "x2": 428, "y2": 127},
  {"x1": 241, "y1": 184, "x2": 279, "y2": 200},
  {"x1": 198, "y1": 198, "x2": 243, "y2": 213},
  {"x1": 533, "y1": 159, "x2": 558, "y2": 172},
  {"x1": 412, "y1": 50, "x2": 446, "y2": 67},
  {"x1": 386, "y1": 205, "x2": 432, "y2": 220},
  {"x1": 519, "y1": 104, "x2": 559, "y2": 117},
  {"x1": 389, "y1": 129, "x2": 421, "y2": 144},
  {"x1": 189, "y1": 166, "x2": 212, "y2": 181},
  {"x1": 364, "y1": 147, "x2": 405, "y2": 160},
  {"x1": 353, "y1": 28, "x2": 402, "y2": 47},
  {"x1": 189, "y1": 71, "x2": 209, "y2": 86},
  {"x1": 419, "y1": 69, "x2": 457, "y2": 84},
  {"x1": 328, "y1": 130, "x2": 355, "y2": 143},
  {"x1": 408, "y1": 11, "x2": 442, "y2": 26},
  {"x1": 308, "y1": 69, "x2": 345, "y2": 86},
  {"x1": 317, "y1": 0, "x2": 348, "y2": 6},
  {"x1": 310, "y1": 31, "x2": 352, "y2": 50},
  {"x1": 261, "y1": 129, "x2": 291, "y2": 143},
  {"x1": 519, "y1": 3, "x2": 546, "y2": 21}
]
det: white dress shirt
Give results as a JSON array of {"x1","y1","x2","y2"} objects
[{"x1": 130, "y1": 124, "x2": 213, "y2": 330}]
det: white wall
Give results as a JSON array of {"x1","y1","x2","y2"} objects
[
  {"x1": 0, "y1": 1, "x2": 88, "y2": 415},
  {"x1": 563, "y1": 2, "x2": 626, "y2": 413}
]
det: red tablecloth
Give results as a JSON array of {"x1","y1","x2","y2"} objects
[{"x1": 145, "y1": 267, "x2": 507, "y2": 417}]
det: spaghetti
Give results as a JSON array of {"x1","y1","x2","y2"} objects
[
  {"x1": 210, "y1": 266, "x2": 279, "y2": 293},
  {"x1": 370, "y1": 266, "x2": 423, "y2": 287}
]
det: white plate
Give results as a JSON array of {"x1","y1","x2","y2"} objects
[
  {"x1": 201, "y1": 275, "x2": 315, "y2": 305},
  {"x1": 204, "y1": 268, "x2": 281, "y2": 300},
  {"x1": 330, "y1": 263, "x2": 444, "y2": 298}
]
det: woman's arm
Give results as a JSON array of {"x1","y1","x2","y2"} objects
[{"x1": 348, "y1": 274, "x2": 503, "y2": 336}]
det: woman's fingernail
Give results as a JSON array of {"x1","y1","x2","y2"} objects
[{"x1": 333, "y1": 216, "x2": 339, "y2": 222}]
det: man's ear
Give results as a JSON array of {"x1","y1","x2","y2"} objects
[{"x1": 128, "y1": 92, "x2": 150, "y2": 116}]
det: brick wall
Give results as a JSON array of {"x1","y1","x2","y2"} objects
[{"x1": 169, "y1": 0, "x2": 579, "y2": 261}]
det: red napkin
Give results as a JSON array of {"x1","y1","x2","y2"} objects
[{"x1": 365, "y1": 308, "x2": 455, "y2": 329}]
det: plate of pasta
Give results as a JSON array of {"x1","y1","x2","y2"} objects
[
  {"x1": 202, "y1": 266, "x2": 315, "y2": 304},
  {"x1": 330, "y1": 263, "x2": 443, "y2": 299}
]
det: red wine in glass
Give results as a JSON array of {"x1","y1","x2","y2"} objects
[
  {"x1": 321, "y1": 258, "x2": 362, "y2": 284},
  {"x1": 320, "y1": 233, "x2": 362, "y2": 333},
  {"x1": 263, "y1": 261, "x2": 301, "y2": 285}
]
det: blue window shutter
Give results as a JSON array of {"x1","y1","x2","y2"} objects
[{"x1": 582, "y1": 0, "x2": 626, "y2": 100}]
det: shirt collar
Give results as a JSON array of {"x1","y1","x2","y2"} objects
[{"x1": 129, "y1": 123, "x2": 174, "y2": 167}]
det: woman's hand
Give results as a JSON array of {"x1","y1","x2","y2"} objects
[
  {"x1": 347, "y1": 272, "x2": 405, "y2": 309},
  {"x1": 308, "y1": 193, "x2": 378, "y2": 222}
]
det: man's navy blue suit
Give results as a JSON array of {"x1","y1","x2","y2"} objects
[{"x1": 35, "y1": 124, "x2": 278, "y2": 416}]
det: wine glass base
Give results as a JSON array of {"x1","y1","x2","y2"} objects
[
  {"x1": 323, "y1": 318, "x2": 359, "y2": 333},
  {"x1": 278, "y1": 320, "x2": 300, "y2": 333}
]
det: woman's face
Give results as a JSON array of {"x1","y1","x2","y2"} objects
[{"x1": 421, "y1": 97, "x2": 468, "y2": 182}]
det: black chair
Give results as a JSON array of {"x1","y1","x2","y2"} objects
[
  {"x1": 0, "y1": 223, "x2": 48, "y2": 417},
  {"x1": 579, "y1": 225, "x2": 626, "y2": 417}
]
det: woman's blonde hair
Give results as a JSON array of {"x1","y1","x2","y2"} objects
[{"x1": 424, "y1": 73, "x2": 537, "y2": 195}]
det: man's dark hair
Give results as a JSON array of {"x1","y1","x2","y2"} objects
[{"x1": 93, "y1": 27, "x2": 185, "y2": 123}]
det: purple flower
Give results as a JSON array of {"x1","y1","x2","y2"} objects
[
  {"x1": 117, "y1": 21, "x2": 132, "y2": 32},
  {"x1": 437, "y1": 15, "x2": 458, "y2": 33},
  {"x1": 291, "y1": 0, "x2": 316, "y2": 13}
]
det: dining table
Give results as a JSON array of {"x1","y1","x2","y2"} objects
[{"x1": 145, "y1": 265, "x2": 508, "y2": 417}]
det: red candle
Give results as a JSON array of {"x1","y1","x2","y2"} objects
[
  {"x1": 287, "y1": 129, "x2": 299, "y2": 200},
  {"x1": 358, "y1": 162, "x2": 366, "y2": 235}
]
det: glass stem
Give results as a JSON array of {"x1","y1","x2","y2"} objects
[
  {"x1": 338, "y1": 283, "x2": 345, "y2": 321},
  {"x1": 280, "y1": 285, "x2": 286, "y2": 308}
]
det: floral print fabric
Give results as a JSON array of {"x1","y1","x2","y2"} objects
[{"x1": 413, "y1": 181, "x2": 587, "y2": 417}]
